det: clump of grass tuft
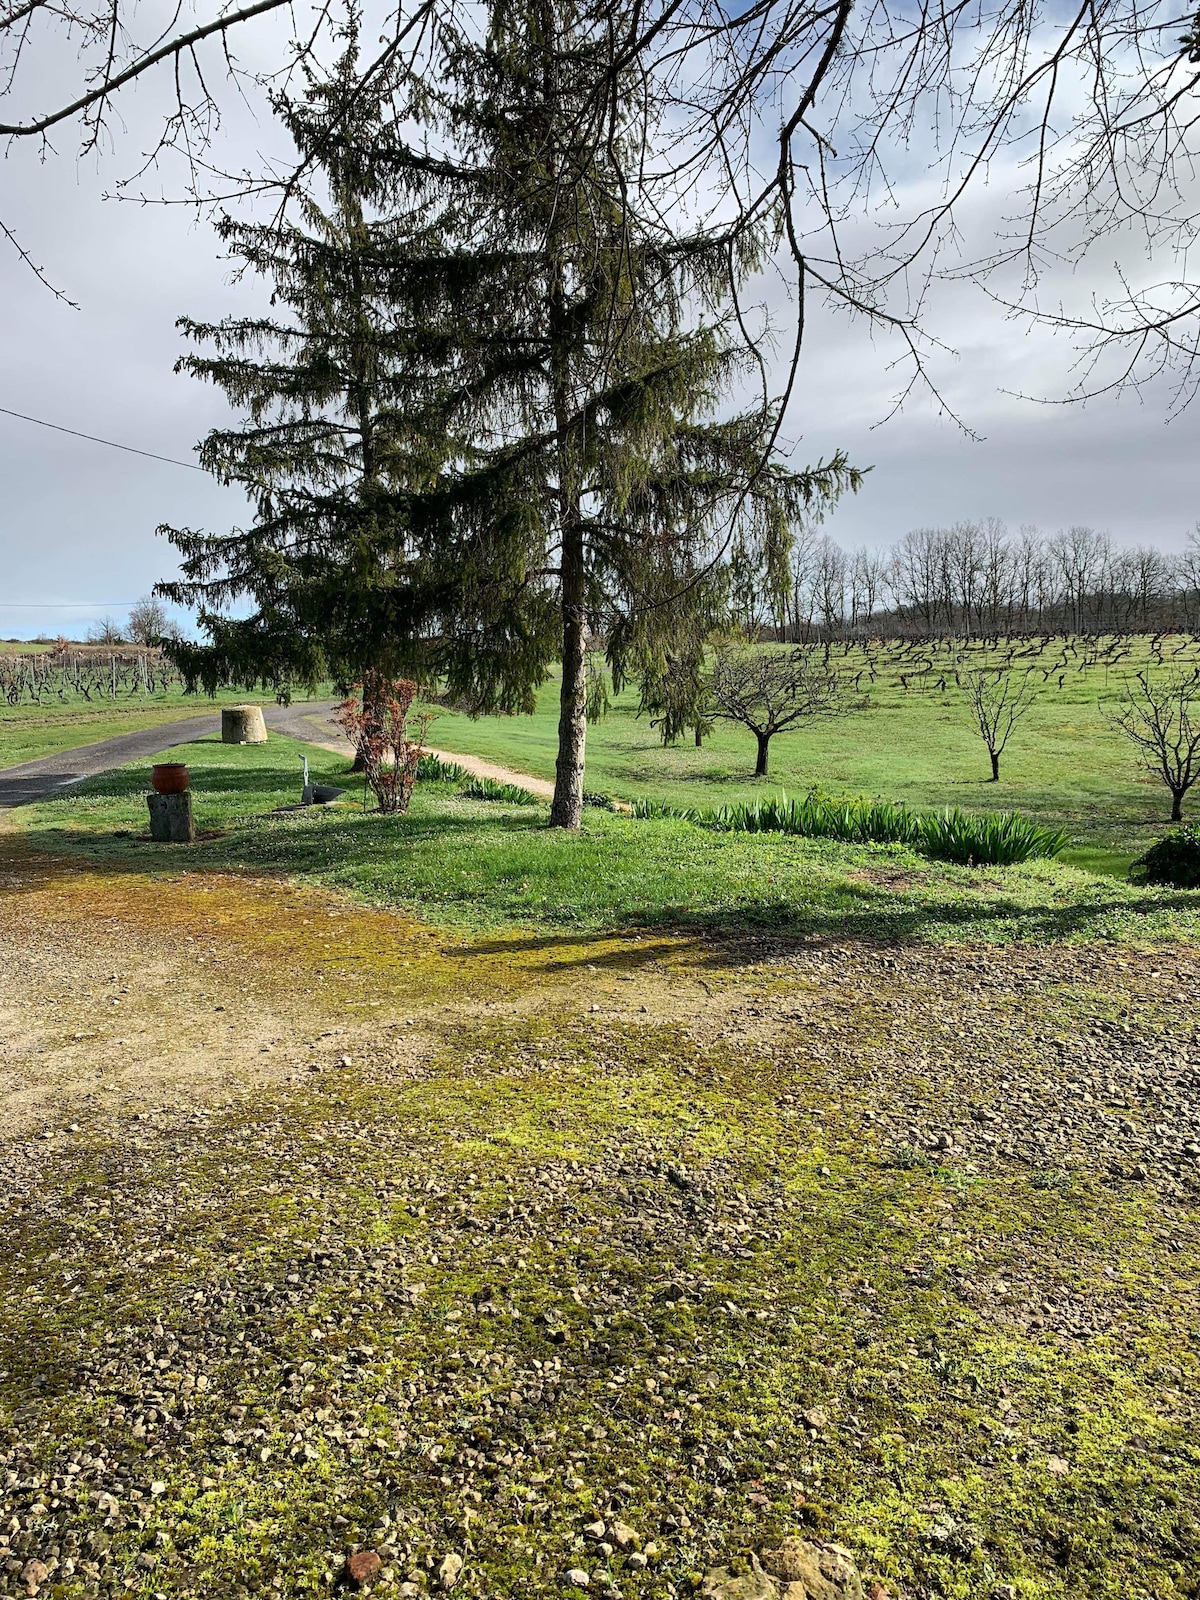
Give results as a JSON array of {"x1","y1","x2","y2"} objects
[
  {"x1": 890, "y1": 1142, "x2": 938, "y2": 1171},
  {"x1": 417, "y1": 752, "x2": 470, "y2": 784},
  {"x1": 713, "y1": 793, "x2": 921, "y2": 846},
  {"x1": 914, "y1": 807, "x2": 1069, "y2": 866},
  {"x1": 462, "y1": 775, "x2": 542, "y2": 806},
  {"x1": 634, "y1": 789, "x2": 1068, "y2": 867},
  {"x1": 1031, "y1": 1166, "x2": 1075, "y2": 1190},
  {"x1": 631, "y1": 796, "x2": 707, "y2": 824}
]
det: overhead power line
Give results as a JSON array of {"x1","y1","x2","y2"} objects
[{"x1": 0, "y1": 404, "x2": 205, "y2": 471}]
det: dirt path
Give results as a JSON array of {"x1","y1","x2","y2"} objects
[{"x1": 268, "y1": 700, "x2": 556, "y2": 797}]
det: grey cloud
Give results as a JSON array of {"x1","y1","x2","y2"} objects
[{"x1": 1, "y1": 75, "x2": 1195, "y2": 638}]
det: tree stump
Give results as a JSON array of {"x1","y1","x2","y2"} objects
[
  {"x1": 147, "y1": 791, "x2": 195, "y2": 843},
  {"x1": 221, "y1": 704, "x2": 268, "y2": 744}
]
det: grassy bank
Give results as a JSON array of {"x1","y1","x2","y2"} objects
[{"x1": 13, "y1": 734, "x2": 1200, "y2": 946}]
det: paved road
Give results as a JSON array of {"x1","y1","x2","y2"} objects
[
  {"x1": 0, "y1": 699, "x2": 552, "y2": 808},
  {"x1": 0, "y1": 716, "x2": 221, "y2": 808},
  {"x1": 0, "y1": 704, "x2": 343, "y2": 809}
]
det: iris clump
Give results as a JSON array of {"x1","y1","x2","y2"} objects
[
  {"x1": 417, "y1": 753, "x2": 541, "y2": 806},
  {"x1": 914, "y1": 807, "x2": 1069, "y2": 866},
  {"x1": 632, "y1": 791, "x2": 1068, "y2": 866}
]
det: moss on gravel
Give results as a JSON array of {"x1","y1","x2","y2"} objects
[{"x1": 4, "y1": 992, "x2": 1199, "y2": 1600}]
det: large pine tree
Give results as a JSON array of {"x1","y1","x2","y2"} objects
[
  {"x1": 157, "y1": 37, "x2": 498, "y2": 697},
  {"x1": 162, "y1": 2, "x2": 860, "y2": 826}
]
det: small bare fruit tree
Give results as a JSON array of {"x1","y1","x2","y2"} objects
[
  {"x1": 961, "y1": 668, "x2": 1037, "y2": 782},
  {"x1": 1113, "y1": 671, "x2": 1200, "y2": 822},
  {"x1": 710, "y1": 644, "x2": 847, "y2": 779},
  {"x1": 335, "y1": 675, "x2": 433, "y2": 815}
]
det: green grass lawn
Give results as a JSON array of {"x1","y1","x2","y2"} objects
[
  {"x1": 14, "y1": 734, "x2": 1200, "y2": 946},
  {"x1": 6, "y1": 637, "x2": 1195, "y2": 876},
  {"x1": 424, "y1": 636, "x2": 1200, "y2": 873}
]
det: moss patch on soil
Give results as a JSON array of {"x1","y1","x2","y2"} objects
[{"x1": 3, "y1": 920, "x2": 1200, "y2": 1600}]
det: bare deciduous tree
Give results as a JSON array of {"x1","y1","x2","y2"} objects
[
  {"x1": 5, "y1": 0, "x2": 1200, "y2": 413},
  {"x1": 126, "y1": 595, "x2": 177, "y2": 644},
  {"x1": 1180, "y1": 530, "x2": 1200, "y2": 632},
  {"x1": 86, "y1": 616, "x2": 125, "y2": 645},
  {"x1": 1113, "y1": 671, "x2": 1200, "y2": 821},
  {"x1": 771, "y1": 522, "x2": 1200, "y2": 640},
  {"x1": 961, "y1": 668, "x2": 1037, "y2": 782},
  {"x1": 710, "y1": 643, "x2": 847, "y2": 779}
]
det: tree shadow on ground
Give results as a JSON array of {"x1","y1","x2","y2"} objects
[
  {"x1": 7, "y1": 833, "x2": 1198, "y2": 984},
  {"x1": 454, "y1": 882, "x2": 1200, "y2": 973}
]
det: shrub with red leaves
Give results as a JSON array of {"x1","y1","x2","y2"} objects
[{"x1": 335, "y1": 672, "x2": 433, "y2": 814}]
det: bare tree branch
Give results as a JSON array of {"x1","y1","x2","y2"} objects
[{"x1": 0, "y1": 0, "x2": 291, "y2": 137}]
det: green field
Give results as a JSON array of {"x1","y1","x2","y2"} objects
[
  {"x1": 4, "y1": 633, "x2": 1197, "y2": 880},
  {"x1": 424, "y1": 635, "x2": 1200, "y2": 874},
  {"x1": 14, "y1": 733, "x2": 1200, "y2": 945}
]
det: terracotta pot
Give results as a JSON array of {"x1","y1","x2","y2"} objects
[{"x1": 151, "y1": 762, "x2": 190, "y2": 795}]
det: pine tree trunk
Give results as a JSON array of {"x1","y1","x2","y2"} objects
[
  {"x1": 755, "y1": 731, "x2": 771, "y2": 778},
  {"x1": 546, "y1": 145, "x2": 586, "y2": 831},
  {"x1": 551, "y1": 522, "x2": 587, "y2": 828}
]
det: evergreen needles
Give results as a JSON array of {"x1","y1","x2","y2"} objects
[{"x1": 157, "y1": 8, "x2": 860, "y2": 828}]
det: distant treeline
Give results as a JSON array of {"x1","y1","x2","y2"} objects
[{"x1": 760, "y1": 522, "x2": 1200, "y2": 639}]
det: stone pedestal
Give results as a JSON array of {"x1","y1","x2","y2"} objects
[
  {"x1": 147, "y1": 790, "x2": 195, "y2": 843},
  {"x1": 222, "y1": 704, "x2": 268, "y2": 744}
]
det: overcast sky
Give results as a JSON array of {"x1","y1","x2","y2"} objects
[{"x1": 2, "y1": 37, "x2": 1196, "y2": 640}]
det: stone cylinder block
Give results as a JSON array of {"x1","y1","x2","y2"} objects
[
  {"x1": 147, "y1": 790, "x2": 195, "y2": 843},
  {"x1": 221, "y1": 704, "x2": 268, "y2": 744}
]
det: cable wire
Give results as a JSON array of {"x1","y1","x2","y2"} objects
[{"x1": 0, "y1": 405, "x2": 205, "y2": 472}]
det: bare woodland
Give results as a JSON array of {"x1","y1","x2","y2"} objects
[{"x1": 767, "y1": 524, "x2": 1200, "y2": 639}]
